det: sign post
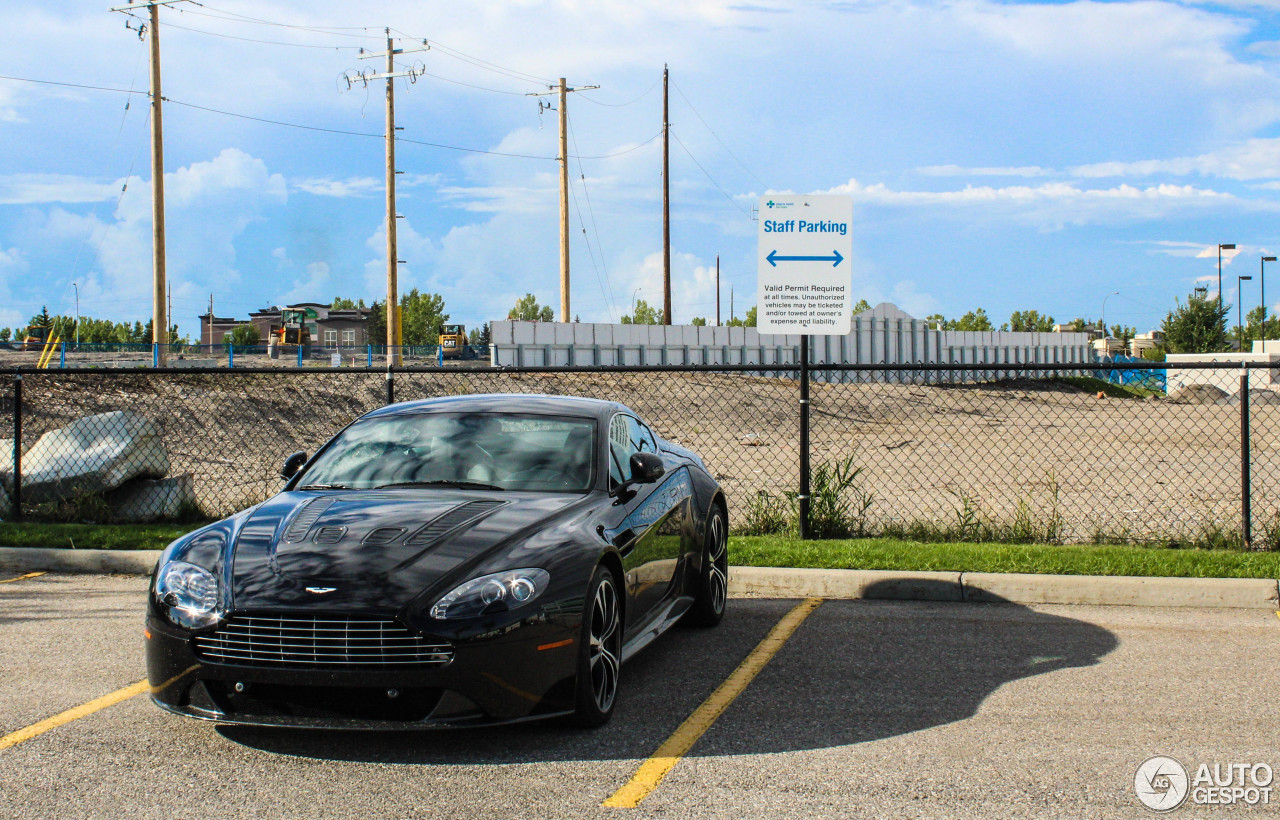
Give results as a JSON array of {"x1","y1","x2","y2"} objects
[{"x1": 757, "y1": 195, "x2": 853, "y2": 539}]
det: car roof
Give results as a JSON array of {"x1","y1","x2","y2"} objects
[{"x1": 365, "y1": 393, "x2": 627, "y2": 421}]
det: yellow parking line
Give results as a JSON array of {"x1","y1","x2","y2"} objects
[
  {"x1": 603, "y1": 597, "x2": 823, "y2": 809},
  {"x1": 0, "y1": 572, "x2": 46, "y2": 584},
  {"x1": 0, "y1": 680, "x2": 149, "y2": 752}
]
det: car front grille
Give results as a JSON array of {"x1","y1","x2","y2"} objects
[{"x1": 193, "y1": 615, "x2": 453, "y2": 669}]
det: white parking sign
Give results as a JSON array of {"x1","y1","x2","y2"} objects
[{"x1": 756, "y1": 195, "x2": 853, "y2": 335}]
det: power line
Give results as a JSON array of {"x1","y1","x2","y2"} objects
[
  {"x1": 392, "y1": 60, "x2": 530, "y2": 96},
  {"x1": 0, "y1": 74, "x2": 147, "y2": 95},
  {"x1": 179, "y1": 4, "x2": 385, "y2": 39},
  {"x1": 578, "y1": 77, "x2": 661, "y2": 108},
  {"x1": 670, "y1": 78, "x2": 767, "y2": 189},
  {"x1": 388, "y1": 29, "x2": 554, "y2": 85},
  {"x1": 568, "y1": 115, "x2": 618, "y2": 322},
  {"x1": 0, "y1": 73, "x2": 649, "y2": 160},
  {"x1": 164, "y1": 19, "x2": 362, "y2": 49},
  {"x1": 670, "y1": 130, "x2": 752, "y2": 218}
]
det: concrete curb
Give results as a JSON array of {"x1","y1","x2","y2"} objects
[
  {"x1": 729, "y1": 566, "x2": 1280, "y2": 610},
  {"x1": 3, "y1": 550, "x2": 1278, "y2": 610},
  {"x1": 0, "y1": 547, "x2": 159, "y2": 576}
]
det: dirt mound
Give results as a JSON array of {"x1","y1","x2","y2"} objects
[{"x1": 1168, "y1": 384, "x2": 1229, "y2": 404}]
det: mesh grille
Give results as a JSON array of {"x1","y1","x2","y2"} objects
[{"x1": 193, "y1": 614, "x2": 453, "y2": 668}]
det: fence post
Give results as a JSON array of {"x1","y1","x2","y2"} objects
[
  {"x1": 385, "y1": 368, "x2": 395, "y2": 405},
  {"x1": 798, "y1": 334, "x2": 811, "y2": 540},
  {"x1": 367, "y1": 345, "x2": 373, "y2": 368},
  {"x1": 1242, "y1": 370, "x2": 1252, "y2": 549},
  {"x1": 228, "y1": 345, "x2": 234, "y2": 368},
  {"x1": 297, "y1": 345, "x2": 303, "y2": 368},
  {"x1": 59, "y1": 342, "x2": 66, "y2": 368},
  {"x1": 11, "y1": 374, "x2": 21, "y2": 521},
  {"x1": 152, "y1": 343, "x2": 159, "y2": 368}
]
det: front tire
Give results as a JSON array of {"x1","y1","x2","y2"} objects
[
  {"x1": 682, "y1": 505, "x2": 728, "y2": 627},
  {"x1": 570, "y1": 566, "x2": 622, "y2": 727}
]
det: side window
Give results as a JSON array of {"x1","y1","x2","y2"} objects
[
  {"x1": 608, "y1": 414, "x2": 637, "y2": 484},
  {"x1": 639, "y1": 421, "x2": 659, "y2": 453}
]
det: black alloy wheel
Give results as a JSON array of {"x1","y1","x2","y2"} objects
[
  {"x1": 681, "y1": 505, "x2": 728, "y2": 627},
  {"x1": 571, "y1": 566, "x2": 622, "y2": 726}
]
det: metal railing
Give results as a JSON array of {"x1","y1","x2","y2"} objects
[{"x1": 1, "y1": 358, "x2": 1276, "y2": 549}]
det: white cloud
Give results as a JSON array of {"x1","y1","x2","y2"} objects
[
  {"x1": 293, "y1": 177, "x2": 382, "y2": 198},
  {"x1": 916, "y1": 164, "x2": 1049, "y2": 177},
  {"x1": 821, "y1": 177, "x2": 1260, "y2": 228},
  {"x1": 0, "y1": 174, "x2": 120, "y2": 205},
  {"x1": 1072, "y1": 139, "x2": 1280, "y2": 181}
]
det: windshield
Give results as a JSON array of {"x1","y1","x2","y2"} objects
[{"x1": 298, "y1": 413, "x2": 596, "y2": 492}]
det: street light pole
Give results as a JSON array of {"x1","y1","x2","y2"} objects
[
  {"x1": 1218, "y1": 243, "x2": 1236, "y2": 305},
  {"x1": 1101, "y1": 291, "x2": 1119, "y2": 356},
  {"x1": 1262, "y1": 256, "x2": 1276, "y2": 337},
  {"x1": 71, "y1": 282, "x2": 79, "y2": 349},
  {"x1": 1239, "y1": 275, "x2": 1253, "y2": 349},
  {"x1": 630, "y1": 288, "x2": 641, "y2": 320}
]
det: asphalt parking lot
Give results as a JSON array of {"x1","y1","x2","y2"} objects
[{"x1": 2, "y1": 573, "x2": 1277, "y2": 819}]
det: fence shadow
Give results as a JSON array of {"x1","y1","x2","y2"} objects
[{"x1": 217, "y1": 584, "x2": 1116, "y2": 764}]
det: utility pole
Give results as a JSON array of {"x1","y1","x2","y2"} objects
[
  {"x1": 715, "y1": 255, "x2": 720, "y2": 326},
  {"x1": 166, "y1": 278, "x2": 171, "y2": 345},
  {"x1": 528, "y1": 78, "x2": 597, "y2": 322},
  {"x1": 111, "y1": 0, "x2": 177, "y2": 364},
  {"x1": 662, "y1": 65, "x2": 671, "y2": 326},
  {"x1": 730, "y1": 287, "x2": 734, "y2": 324},
  {"x1": 347, "y1": 35, "x2": 428, "y2": 364}
]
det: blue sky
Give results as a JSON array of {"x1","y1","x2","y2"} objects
[{"x1": 3, "y1": 0, "x2": 1280, "y2": 339}]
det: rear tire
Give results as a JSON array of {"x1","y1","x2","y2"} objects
[
  {"x1": 570, "y1": 566, "x2": 622, "y2": 727},
  {"x1": 681, "y1": 505, "x2": 728, "y2": 627}
]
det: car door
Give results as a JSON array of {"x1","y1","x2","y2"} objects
[{"x1": 600, "y1": 413, "x2": 687, "y2": 638}]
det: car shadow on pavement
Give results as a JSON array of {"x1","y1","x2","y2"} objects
[{"x1": 218, "y1": 584, "x2": 1117, "y2": 763}]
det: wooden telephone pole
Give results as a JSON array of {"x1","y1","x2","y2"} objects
[
  {"x1": 662, "y1": 65, "x2": 671, "y2": 326},
  {"x1": 528, "y1": 78, "x2": 597, "y2": 322},
  {"x1": 349, "y1": 34, "x2": 427, "y2": 364},
  {"x1": 110, "y1": 0, "x2": 176, "y2": 363},
  {"x1": 715, "y1": 255, "x2": 720, "y2": 326}
]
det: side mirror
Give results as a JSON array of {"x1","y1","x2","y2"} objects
[
  {"x1": 280, "y1": 451, "x2": 308, "y2": 480},
  {"x1": 629, "y1": 452, "x2": 665, "y2": 485}
]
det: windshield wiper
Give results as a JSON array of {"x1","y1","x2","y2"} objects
[
  {"x1": 374, "y1": 480, "x2": 506, "y2": 491},
  {"x1": 296, "y1": 483, "x2": 353, "y2": 491}
]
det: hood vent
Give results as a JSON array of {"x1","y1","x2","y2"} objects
[
  {"x1": 362, "y1": 527, "x2": 407, "y2": 546},
  {"x1": 406, "y1": 500, "x2": 506, "y2": 547},
  {"x1": 313, "y1": 526, "x2": 346, "y2": 544},
  {"x1": 285, "y1": 497, "x2": 336, "y2": 543}
]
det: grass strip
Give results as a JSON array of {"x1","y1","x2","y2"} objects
[
  {"x1": 732, "y1": 536, "x2": 1280, "y2": 579},
  {"x1": 0, "y1": 523, "x2": 196, "y2": 550}
]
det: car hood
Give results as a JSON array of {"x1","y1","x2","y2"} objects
[{"x1": 228, "y1": 489, "x2": 587, "y2": 613}]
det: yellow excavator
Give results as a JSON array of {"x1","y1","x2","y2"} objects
[{"x1": 274, "y1": 308, "x2": 311, "y2": 346}]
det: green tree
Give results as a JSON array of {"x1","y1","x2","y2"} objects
[
  {"x1": 468, "y1": 323, "x2": 492, "y2": 346},
  {"x1": 924, "y1": 313, "x2": 946, "y2": 329},
  {"x1": 1109, "y1": 324, "x2": 1136, "y2": 344},
  {"x1": 227, "y1": 324, "x2": 261, "y2": 347},
  {"x1": 330, "y1": 296, "x2": 366, "y2": 310},
  {"x1": 400, "y1": 289, "x2": 448, "y2": 346},
  {"x1": 690, "y1": 317, "x2": 707, "y2": 326},
  {"x1": 0, "y1": 328, "x2": 9, "y2": 342},
  {"x1": 367, "y1": 300, "x2": 386, "y2": 347},
  {"x1": 1161, "y1": 292, "x2": 1229, "y2": 353},
  {"x1": 949, "y1": 308, "x2": 993, "y2": 332},
  {"x1": 851, "y1": 299, "x2": 872, "y2": 314},
  {"x1": 621, "y1": 299, "x2": 663, "y2": 325},
  {"x1": 1004, "y1": 310, "x2": 1056, "y2": 333},
  {"x1": 726, "y1": 306, "x2": 757, "y2": 327},
  {"x1": 1241, "y1": 305, "x2": 1280, "y2": 348},
  {"x1": 508, "y1": 293, "x2": 555, "y2": 322}
]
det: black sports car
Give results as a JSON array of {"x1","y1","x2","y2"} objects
[{"x1": 146, "y1": 394, "x2": 728, "y2": 729}]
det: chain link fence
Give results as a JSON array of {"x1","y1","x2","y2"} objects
[{"x1": 1, "y1": 362, "x2": 1276, "y2": 549}]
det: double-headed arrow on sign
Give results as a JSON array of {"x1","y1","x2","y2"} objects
[{"x1": 766, "y1": 249, "x2": 844, "y2": 267}]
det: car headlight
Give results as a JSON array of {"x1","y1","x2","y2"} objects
[
  {"x1": 430, "y1": 568, "x2": 550, "y2": 620},
  {"x1": 154, "y1": 561, "x2": 220, "y2": 629}
]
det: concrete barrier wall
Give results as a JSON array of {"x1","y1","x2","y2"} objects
[{"x1": 490, "y1": 303, "x2": 1093, "y2": 380}]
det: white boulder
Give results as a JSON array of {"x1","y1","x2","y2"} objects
[
  {"x1": 21, "y1": 411, "x2": 170, "y2": 504},
  {"x1": 109, "y1": 474, "x2": 195, "y2": 522}
]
